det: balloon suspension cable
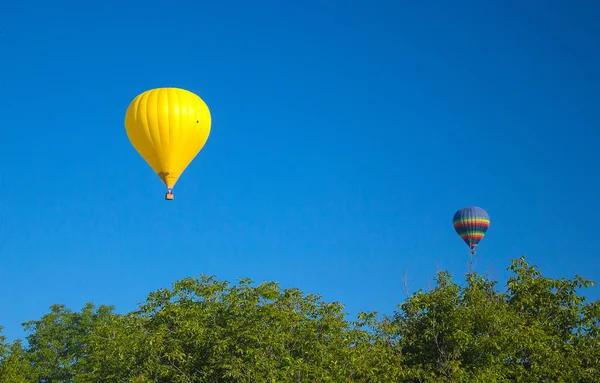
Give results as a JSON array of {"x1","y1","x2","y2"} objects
[
  {"x1": 468, "y1": 242, "x2": 476, "y2": 273},
  {"x1": 165, "y1": 188, "x2": 174, "y2": 201}
]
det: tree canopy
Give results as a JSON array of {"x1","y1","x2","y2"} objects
[{"x1": 1, "y1": 256, "x2": 598, "y2": 382}]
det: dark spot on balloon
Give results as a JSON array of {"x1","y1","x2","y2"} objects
[{"x1": 196, "y1": 120, "x2": 199, "y2": 123}]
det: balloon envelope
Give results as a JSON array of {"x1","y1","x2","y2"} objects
[
  {"x1": 124, "y1": 87, "x2": 211, "y2": 190},
  {"x1": 452, "y1": 206, "x2": 490, "y2": 252}
]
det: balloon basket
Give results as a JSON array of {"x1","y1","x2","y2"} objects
[{"x1": 165, "y1": 191, "x2": 174, "y2": 201}]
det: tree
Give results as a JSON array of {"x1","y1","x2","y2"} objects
[
  {"x1": 84, "y1": 276, "x2": 370, "y2": 382},
  {"x1": 0, "y1": 256, "x2": 597, "y2": 382},
  {"x1": 372, "y1": 256, "x2": 600, "y2": 382},
  {"x1": 0, "y1": 328, "x2": 31, "y2": 382}
]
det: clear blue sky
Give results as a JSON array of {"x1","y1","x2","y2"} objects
[{"x1": 1, "y1": 0, "x2": 599, "y2": 341}]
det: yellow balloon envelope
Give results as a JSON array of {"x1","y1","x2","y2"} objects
[{"x1": 124, "y1": 87, "x2": 211, "y2": 200}]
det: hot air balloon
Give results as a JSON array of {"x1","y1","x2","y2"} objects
[
  {"x1": 124, "y1": 87, "x2": 211, "y2": 200},
  {"x1": 452, "y1": 206, "x2": 490, "y2": 254}
]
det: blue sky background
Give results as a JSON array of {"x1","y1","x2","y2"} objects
[{"x1": 0, "y1": 0, "x2": 599, "y2": 341}]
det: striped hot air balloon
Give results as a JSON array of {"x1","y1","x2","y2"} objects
[{"x1": 452, "y1": 206, "x2": 490, "y2": 254}]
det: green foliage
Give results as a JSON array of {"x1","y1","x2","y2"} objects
[
  {"x1": 0, "y1": 328, "x2": 30, "y2": 383},
  {"x1": 0, "y1": 256, "x2": 598, "y2": 382}
]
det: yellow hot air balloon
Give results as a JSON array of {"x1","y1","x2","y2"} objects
[{"x1": 124, "y1": 87, "x2": 211, "y2": 200}]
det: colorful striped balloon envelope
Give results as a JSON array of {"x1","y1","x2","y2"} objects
[{"x1": 452, "y1": 206, "x2": 490, "y2": 254}]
